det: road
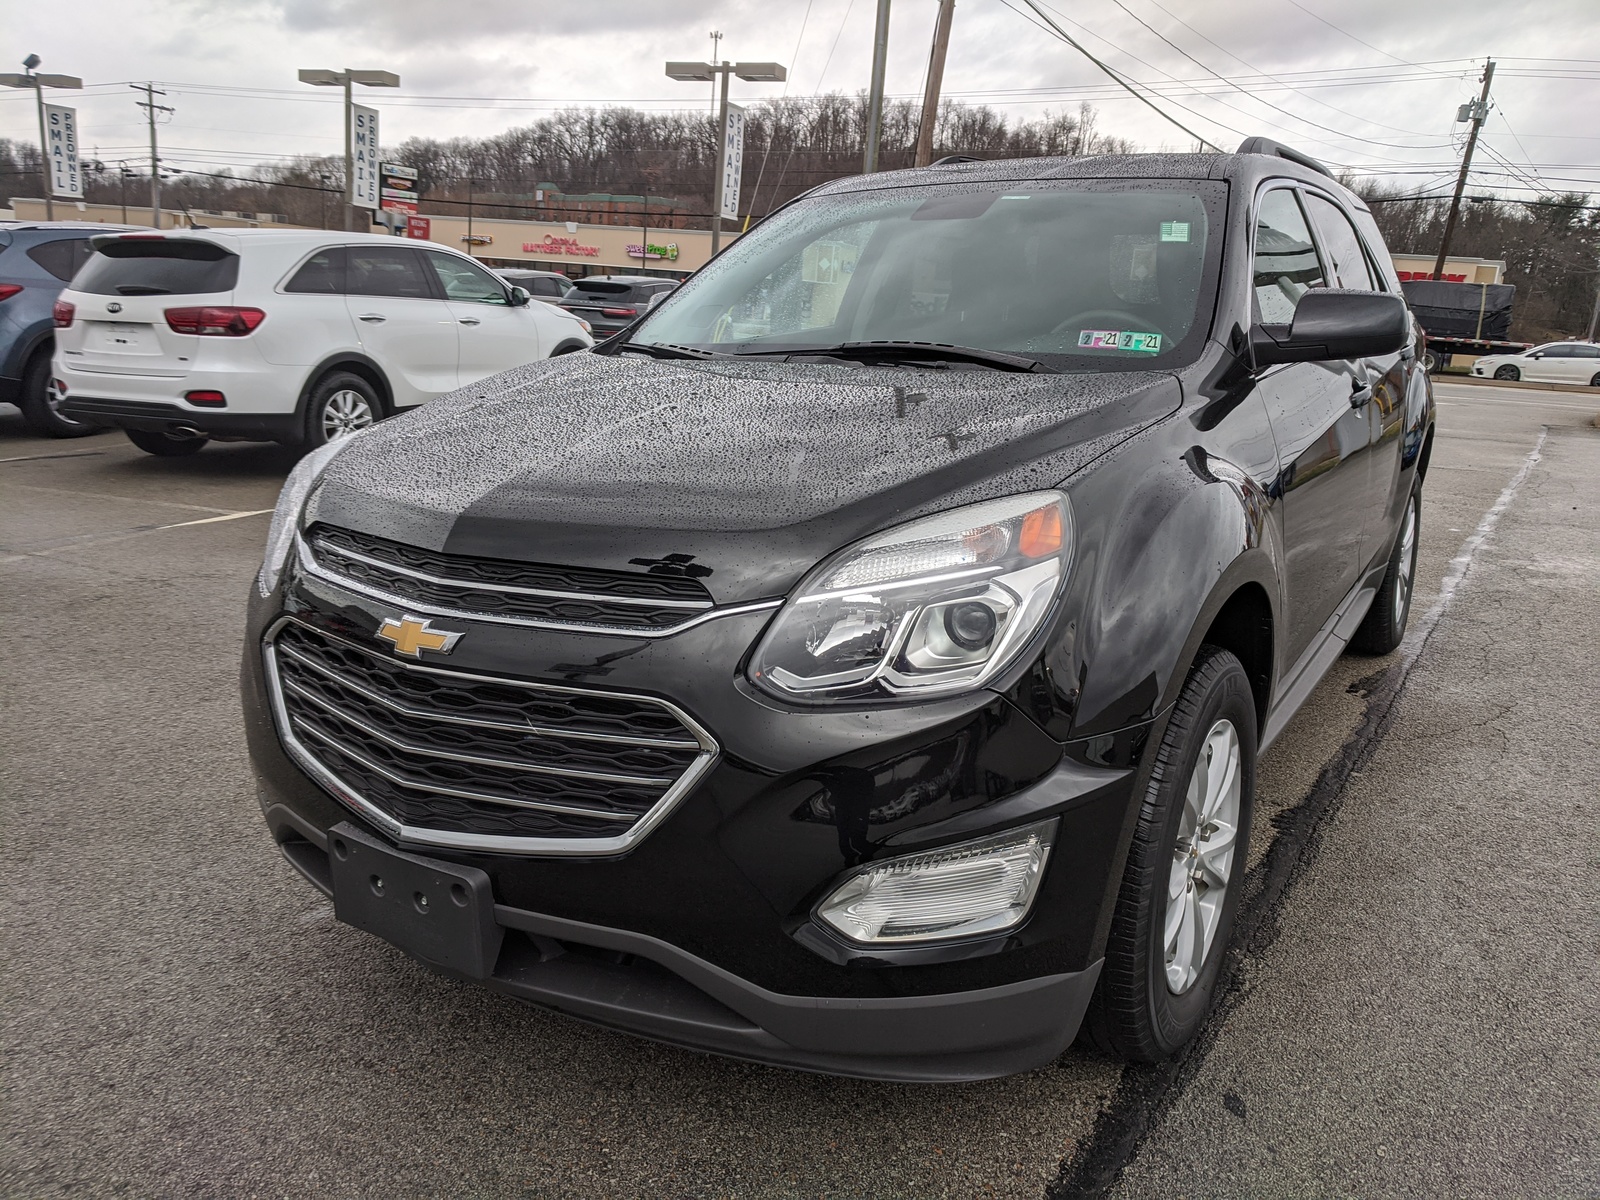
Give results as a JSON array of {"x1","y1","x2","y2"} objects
[{"x1": 1, "y1": 380, "x2": 1596, "y2": 1199}]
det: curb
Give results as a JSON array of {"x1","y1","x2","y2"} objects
[{"x1": 1434, "y1": 374, "x2": 1599, "y2": 395}]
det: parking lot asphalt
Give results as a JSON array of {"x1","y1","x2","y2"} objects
[{"x1": 2, "y1": 380, "x2": 1596, "y2": 1199}]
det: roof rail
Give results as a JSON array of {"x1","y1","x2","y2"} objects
[
  {"x1": 930, "y1": 154, "x2": 981, "y2": 166},
  {"x1": 1235, "y1": 137, "x2": 1333, "y2": 179}
]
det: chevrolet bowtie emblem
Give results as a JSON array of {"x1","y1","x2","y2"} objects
[{"x1": 376, "y1": 614, "x2": 463, "y2": 658}]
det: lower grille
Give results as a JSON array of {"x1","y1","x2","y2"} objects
[{"x1": 265, "y1": 619, "x2": 717, "y2": 854}]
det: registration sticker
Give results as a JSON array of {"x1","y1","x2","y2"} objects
[
  {"x1": 1077, "y1": 329, "x2": 1163, "y2": 353},
  {"x1": 1160, "y1": 221, "x2": 1190, "y2": 242}
]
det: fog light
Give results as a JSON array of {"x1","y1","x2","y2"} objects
[
  {"x1": 185, "y1": 390, "x2": 226, "y2": 407},
  {"x1": 815, "y1": 819, "x2": 1056, "y2": 944}
]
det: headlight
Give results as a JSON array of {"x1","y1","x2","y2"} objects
[
  {"x1": 815, "y1": 819, "x2": 1057, "y2": 944},
  {"x1": 749, "y1": 491, "x2": 1072, "y2": 702},
  {"x1": 256, "y1": 438, "x2": 354, "y2": 597}
]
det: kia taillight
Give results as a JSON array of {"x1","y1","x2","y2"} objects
[
  {"x1": 0, "y1": 283, "x2": 23, "y2": 302},
  {"x1": 164, "y1": 306, "x2": 266, "y2": 336},
  {"x1": 53, "y1": 298, "x2": 75, "y2": 327},
  {"x1": 601, "y1": 307, "x2": 637, "y2": 318}
]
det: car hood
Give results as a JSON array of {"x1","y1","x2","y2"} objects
[{"x1": 308, "y1": 351, "x2": 1181, "y2": 604}]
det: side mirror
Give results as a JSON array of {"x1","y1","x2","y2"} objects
[
  {"x1": 1251, "y1": 289, "x2": 1409, "y2": 366},
  {"x1": 509, "y1": 286, "x2": 532, "y2": 307},
  {"x1": 1528, "y1": 351, "x2": 1543, "y2": 359}
]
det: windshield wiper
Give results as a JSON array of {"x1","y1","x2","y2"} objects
[
  {"x1": 614, "y1": 341, "x2": 729, "y2": 361},
  {"x1": 739, "y1": 341, "x2": 1055, "y2": 373}
]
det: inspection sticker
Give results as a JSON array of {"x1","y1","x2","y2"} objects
[
  {"x1": 1078, "y1": 329, "x2": 1163, "y2": 353},
  {"x1": 1160, "y1": 221, "x2": 1190, "y2": 242}
]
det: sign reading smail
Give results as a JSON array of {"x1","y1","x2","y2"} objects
[{"x1": 46, "y1": 105, "x2": 83, "y2": 199}]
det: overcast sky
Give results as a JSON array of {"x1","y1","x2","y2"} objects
[{"x1": 3, "y1": 0, "x2": 1597, "y2": 200}]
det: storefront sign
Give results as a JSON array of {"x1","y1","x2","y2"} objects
[
  {"x1": 522, "y1": 234, "x2": 601, "y2": 258},
  {"x1": 627, "y1": 241, "x2": 680, "y2": 261},
  {"x1": 45, "y1": 104, "x2": 83, "y2": 199},
  {"x1": 380, "y1": 162, "x2": 418, "y2": 215},
  {"x1": 351, "y1": 105, "x2": 380, "y2": 209}
]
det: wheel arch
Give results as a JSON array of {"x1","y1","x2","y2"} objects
[
  {"x1": 549, "y1": 339, "x2": 590, "y2": 357},
  {"x1": 297, "y1": 353, "x2": 394, "y2": 421}
]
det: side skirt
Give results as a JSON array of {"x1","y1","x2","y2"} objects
[{"x1": 1260, "y1": 562, "x2": 1387, "y2": 753}]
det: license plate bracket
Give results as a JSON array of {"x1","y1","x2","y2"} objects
[{"x1": 328, "y1": 822, "x2": 504, "y2": 978}]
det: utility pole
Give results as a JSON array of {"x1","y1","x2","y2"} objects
[
  {"x1": 466, "y1": 177, "x2": 475, "y2": 257},
  {"x1": 915, "y1": 0, "x2": 955, "y2": 167},
  {"x1": 1433, "y1": 59, "x2": 1495, "y2": 281},
  {"x1": 118, "y1": 161, "x2": 131, "y2": 222},
  {"x1": 132, "y1": 82, "x2": 172, "y2": 228},
  {"x1": 863, "y1": 0, "x2": 892, "y2": 173},
  {"x1": 1587, "y1": 249, "x2": 1600, "y2": 341}
]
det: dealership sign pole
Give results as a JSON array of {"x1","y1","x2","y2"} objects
[
  {"x1": 0, "y1": 58, "x2": 83, "y2": 222},
  {"x1": 297, "y1": 68, "x2": 399, "y2": 232}
]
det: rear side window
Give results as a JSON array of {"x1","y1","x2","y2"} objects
[
  {"x1": 1572, "y1": 345, "x2": 1600, "y2": 358},
  {"x1": 26, "y1": 237, "x2": 94, "y2": 281},
  {"x1": 1252, "y1": 190, "x2": 1324, "y2": 323},
  {"x1": 536, "y1": 276, "x2": 568, "y2": 296},
  {"x1": 346, "y1": 246, "x2": 433, "y2": 299},
  {"x1": 285, "y1": 247, "x2": 347, "y2": 294},
  {"x1": 73, "y1": 239, "x2": 239, "y2": 296},
  {"x1": 424, "y1": 250, "x2": 509, "y2": 305},
  {"x1": 1304, "y1": 194, "x2": 1377, "y2": 291}
]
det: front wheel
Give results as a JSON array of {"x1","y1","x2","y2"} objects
[
  {"x1": 1589, "y1": 371, "x2": 1600, "y2": 388},
  {"x1": 1349, "y1": 481, "x2": 1421, "y2": 655},
  {"x1": 19, "y1": 349, "x2": 99, "y2": 439},
  {"x1": 1493, "y1": 364, "x2": 1520, "y2": 381},
  {"x1": 125, "y1": 428, "x2": 208, "y2": 456},
  {"x1": 1082, "y1": 646, "x2": 1257, "y2": 1061},
  {"x1": 304, "y1": 371, "x2": 382, "y2": 447}
]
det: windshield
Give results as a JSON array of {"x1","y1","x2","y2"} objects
[{"x1": 632, "y1": 180, "x2": 1225, "y2": 370}]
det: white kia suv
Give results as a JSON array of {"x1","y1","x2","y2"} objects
[{"x1": 52, "y1": 230, "x2": 594, "y2": 455}]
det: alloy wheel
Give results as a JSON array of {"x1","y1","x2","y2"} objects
[
  {"x1": 1165, "y1": 718, "x2": 1242, "y2": 995},
  {"x1": 322, "y1": 389, "x2": 375, "y2": 440},
  {"x1": 1394, "y1": 496, "x2": 1418, "y2": 627}
]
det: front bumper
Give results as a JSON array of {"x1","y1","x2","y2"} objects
[{"x1": 243, "y1": 561, "x2": 1152, "y2": 1080}]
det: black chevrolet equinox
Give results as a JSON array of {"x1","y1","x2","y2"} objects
[{"x1": 244, "y1": 139, "x2": 1434, "y2": 1082}]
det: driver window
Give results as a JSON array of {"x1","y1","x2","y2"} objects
[{"x1": 1253, "y1": 189, "x2": 1324, "y2": 324}]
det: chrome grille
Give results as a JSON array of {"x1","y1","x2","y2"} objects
[
  {"x1": 302, "y1": 525, "x2": 713, "y2": 633},
  {"x1": 265, "y1": 619, "x2": 717, "y2": 854}
]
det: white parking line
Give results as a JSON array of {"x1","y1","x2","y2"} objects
[{"x1": 0, "y1": 507, "x2": 274, "y2": 564}]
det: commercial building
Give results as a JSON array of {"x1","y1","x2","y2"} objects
[{"x1": 1390, "y1": 252, "x2": 1506, "y2": 285}]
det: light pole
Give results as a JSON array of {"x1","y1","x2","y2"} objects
[
  {"x1": 0, "y1": 55, "x2": 84, "y2": 221},
  {"x1": 297, "y1": 68, "x2": 399, "y2": 231},
  {"x1": 666, "y1": 59, "x2": 785, "y2": 256}
]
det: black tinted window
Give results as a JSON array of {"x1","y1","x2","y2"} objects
[
  {"x1": 346, "y1": 247, "x2": 433, "y2": 299},
  {"x1": 1572, "y1": 344, "x2": 1600, "y2": 358},
  {"x1": 285, "y1": 247, "x2": 347, "y2": 294},
  {"x1": 1305, "y1": 194, "x2": 1376, "y2": 291},
  {"x1": 26, "y1": 237, "x2": 92, "y2": 281},
  {"x1": 1253, "y1": 189, "x2": 1324, "y2": 323},
  {"x1": 1541, "y1": 345, "x2": 1574, "y2": 357},
  {"x1": 73, "y1": 239, "x2": 239, "y2": 296}
]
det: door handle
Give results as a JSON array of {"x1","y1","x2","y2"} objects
[
  {"x1": 458, "y1": 317, "x2": 481, "y2": 326},
  {"x1": 357, "y1": 313, "x2": 387, "y2": 323}
]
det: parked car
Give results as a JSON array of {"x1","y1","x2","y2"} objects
[
  {"x1": 53, "y1": 230, "x2": 594, "y2": 456},
  {"x1": 1470, "y1": 340, "x2": 1600, "y2": 386},
  {"x1": 0, "y1": 220, "x2": 138, "y2": 437},
  {"x1": 495, "y1": 268, "x2": 573, "y2": 305},
  {"x1": 558, "y1": 274, "x2": 678, "y2": 336},
  {"x1": 244, "y1": 138, "x2": 1433, "y2": 1081}
]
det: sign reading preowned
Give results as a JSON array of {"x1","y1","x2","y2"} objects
[
  {"x1": 45, "y1": 105, "x2": 83, "y2": 199},
  {"x1": 351, "y1": 105, "x2": 380, "y2": 209}
]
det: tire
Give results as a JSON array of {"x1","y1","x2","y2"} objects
[
  {"x1": 125, "y1": 428, "x2": 208, "y2": 456},
  {"x1": 1349, "y1": 480, "x2": 1421, "y2": 655},
  {"x1": 1082, "y1": 646, "x2": 1257, "y2": 1062},
  {"x1": 304, "y1": 370, "x2": 382, "y2": 448},
  {"x1": 1421, "y1": 348, "x2": 1442, "y2": 374},
  {"x1": 18, "y1": 347, "x2": 99, "y2": 439},
  {"x1": 1589, "y1": 371, "x2": 1599, "y2": 388},
  {"x1": 1493, "y1": 365, "x2": 1520, "y2": 381}
]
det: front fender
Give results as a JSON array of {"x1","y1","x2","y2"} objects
[{"x1": 1016, "y1": 433, "x2": 1281, "y2": 742}]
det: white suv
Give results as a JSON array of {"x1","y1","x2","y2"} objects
[{"x1": 53, "y1": 230, "x2": 594, "y2": 455}]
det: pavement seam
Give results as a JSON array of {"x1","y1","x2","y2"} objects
[
  {"x1": 0, "y1": 508, "x2": 275, "y2": 563},
  {"x1": 1044, "y1": 429, "x2": 1551, "y2": 1200}
]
